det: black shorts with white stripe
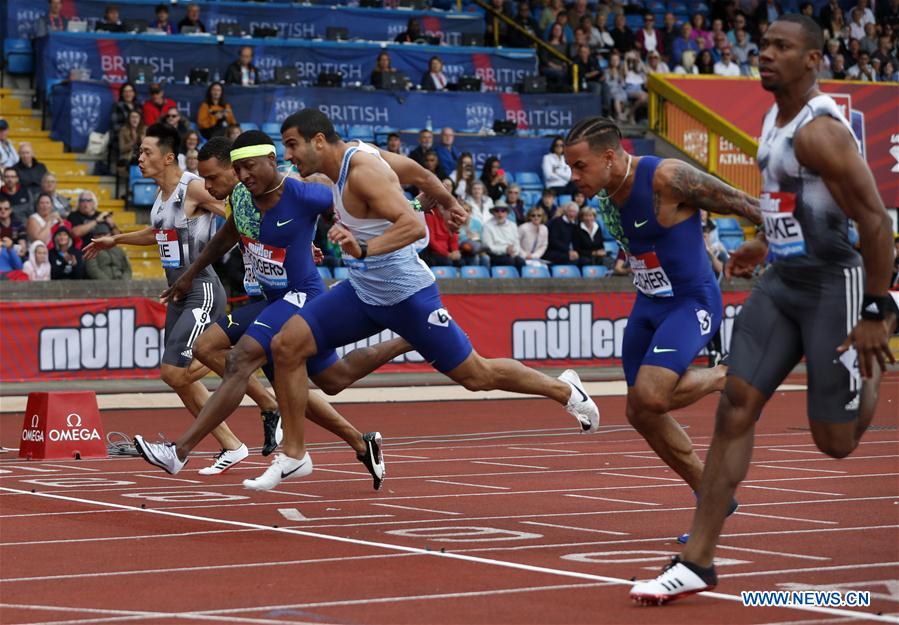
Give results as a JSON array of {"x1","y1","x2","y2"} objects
[{"x1": 161, "y1": 278, "x2": 227, "y2": 368}]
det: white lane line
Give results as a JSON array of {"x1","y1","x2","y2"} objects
[
  {"x1": 428, "y1": 480, "x2": 509, "y2": 490},
  {"x1": 508, "y1": 447, "x2": 580, "y2": 454},
  {"x1": 0, "y1": 528, "x2": 266, "y2": 547},
  {"x1": 0, "y1": 602, "x2": 315, "y2": 625},
  {"x1": 756, "y1": 465, "x2": 847, "y2": 475},
  {"x1": 734, "y1": 511, "x2": 838, "y2": 525},
  {"x1": 386, "y1": 454, "x2": 430, "y2": 460},
  {"x1": 520, "y1": 521, "x2": 629, "y2": 536},
  {"x1": 372, "y1": 503, "x2": 462, "y2": 516},
  {"x1": 278, "y1": 508, "x2": 307, "y2": 521},
  {"x1": 716, "y1": 544, "x2": 830, "y2": 562},
  {"x1": 744, "y1": 485, "x2": 844, "y2": 497},
  {"x1": 313, "y1": 468, "x2": 365, "y2": 476},
  {"x1": 44, "y1": 464, "x2": 101, "y2": 473},
  {"x1": 135, "y1": 474, "x2": 203, "y2": 484},
  {"x1": 598, "y1": 472, "x2": 682, "y2": 482},
  {"x1": 768, "y1": 449, "x2": 822, "y2": 454},
  {"x1": 472, "y1": 461, "x2": 549, "y2": 470},
  {"x1": 3, "y1": 486, "x2": 897, "y2": 624},
  {"x1": 565, "y1": 494, "x2": 660, "y2": 507}
]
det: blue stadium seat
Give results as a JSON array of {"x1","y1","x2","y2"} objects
[
  {"x1": 274, "y1": 140, "x2": 284, "y2": 160},
  {"x1": 551, "y1": 264, "x2": 581, "y2": 278},
  {"x1": 625, "y1": 14, "x2": 644, "y2": 29},
  {"x1": 432, "y1": 266, "x2": 459, "y2": 279},
  {"x1": 239, "y1": 122, "x2": 259, "y2": 132},
  {"x1": 646, "y1": 0, "x2": 666, "y2": 11},
  {"x1": 491, "y1": 266, "x2": 519, "y2": 278},
  {"x1": 503, "y1": 172, "x2": 515, "y2": 183},
  {"x1": 689, "y1": 1, "x2": 710, "y2": 12},
  {"x1": 668, "y1": 1, "x2": 689, "y2": 14},
  {"x1": 261, "y1": 122, "x2": 281, "y2": 137},
  {"x1": 604, "y1": 240, "x2": 620, "y2": 257},
  {"x1": 521, "y1": 264, "x2": 550, "y2": 278},
  {"x1": 333, "y1": 266, "x2": 349, "y2": 280},
  {"x1": 132, "y1": 182, "x2": 157, "y2": 207},
  {"x1": 347, "y1": 124, "x2": 374, "y2": 141},
  {"x1": 582, "y1": 265, "x2": 609, "y2": 278},
  {"x1": 557, "y1": 194, "x2": 572, "y2": 206},
  {"x1": 460, "y1": 265, "x2": 489, "y2": 278},
  {"x1": 4, "y1": 39, "x2": 33, "y2": 75},
  {"x1": 720, "y1": 233, "x2": 744, "y2": 252},
  {"x1": 522, "y1": 190, "x2": 541, "y2": 207},
  {"x1": 515, "y1": 172, "x2": 543, "y2": 191},
  {"x1": 317, "y1": 266, "x2": 333, "y2": 280},
  {"x1": 714, "y1": 217, "x2": 742, "y2": 234}
]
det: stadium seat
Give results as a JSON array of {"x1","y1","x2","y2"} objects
[
  {"x1": 239, "y1": 122, "x2": 259, "y2": 132},
  {"x1": 4, "y1": 39, "x2": 33, "y2": 75},
  {"x1": 132, "y1": 182, "x2": 157, "y2": 207},
  {"x1": 274, "y1": 140, "x2": 284, "y2": 160},
  {"x1": 604, "y1": 240, "x2": 620, "y2": 257},
  {"x1": 720, "y1": 233, "x2": 744, "y2": 252},
  {"x1": 714, "y1": 217, "x2": 742, "y2": 234},
  {"x1": 432, "y1": 266, "x2": 459, "y2": 279},
  {"x1": 668, "y1": 1, "x2": 689, "y2": 15},
  {"x1": 557, "y1": 194, "x2": 573, "y2": 206},
  {"x1": 646, "y1": 0, "x2": 666, "y2": 11},
  {"x1": 551, "y1": 264, "x2": 581, "y2": 278},
  {"x1": 317, "y1": 266, "x2": 333, "y2": 280},
  {"x1": 333, "y1": 266, "x2": 349, "y2": 280},
  {"x1": 460, "y1": 265, "x2": 489, "y2": 278},
  {"x1": 261, "y1": 122, "x2": 281, "y2": 138},
  {"x1": 515, "y1": 172, "x2": 543, "y2": 191},
  {"x1": 491, "y1": 266, "x2": 519, "y2": 278},
  {"x1": 521, "y1": 264, "x2": 550, "y2": 278},
  {"x1": 582, "y1": 265, "x2": 609, "y2": 278},
  {"x1": 522, "y1": 190, "x2": 541, "y2": 207},
  {"x1": 347, "y1": 124, "x2": 374, "y2": 141}
]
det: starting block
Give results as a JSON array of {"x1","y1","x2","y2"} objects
[{"x1": 19, "y1": 392, "x2": 106, "y2": 460}]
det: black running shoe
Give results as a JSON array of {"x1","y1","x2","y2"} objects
[
  {"x1": 357, "y1": 432, "x2": 386, "y2": 491},
  {"x1": 261, "y1": 410, "x2": 281, "y2": 457}
]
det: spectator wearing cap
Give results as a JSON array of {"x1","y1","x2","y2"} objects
[
  {"x1": 482, "y1": 200, "x2": 525, "y2": 269},
  {"x1": 225, "y1": 46, "x2": 260, "y2": 86},
  {"x1": 34, "y1": 0, "x2": 67, "y2": 38},
  {"x1": 1, "y1": 169, "x2": 32, "y2": 221},
  {"x1": 0, "y1": 120, "x2": 18, "y2": 169},
  {"x1": 49, "y1": 227, "x2": 85, "y2": 280},
  {"x1": 421, "y1": 209, "x2": 461, "y2": 267},
  {"x1": 543, "y1": 201, "x2": 580, "y2": 265},
  {"x1": 142, "y1": 84, "x2": 176, "y2": 126},
  {"x1": 742, "y1": 51, "x2": 761, "y2": 77},
  {"x1": 150, "y1": 3, "x2": 173, "y2": 34},
  {"x1": 13, "y1": 143, "x2": 48, "y2": 195},
  {"x1": 178, "y1": 3, "x2": 206, "y2": 33}
]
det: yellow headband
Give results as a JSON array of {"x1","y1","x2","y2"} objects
[{"x1": 230, "y1": 144, "x2": 276, "y2": 162}]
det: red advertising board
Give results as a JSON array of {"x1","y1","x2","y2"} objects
[
  {"x1": 665, "y1": 77, "x2": 899, "y2": 208},
  {"x1": 0, "y1": 292, "x2": 750, "y2": 382}
]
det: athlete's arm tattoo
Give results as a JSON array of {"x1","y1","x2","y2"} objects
[{"x1": 668, "y1": 162, "x2": 761, "y2": 224}]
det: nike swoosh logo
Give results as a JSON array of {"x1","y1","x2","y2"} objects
[
  {"x1": 571, "y1": 383, "x2": 589, "y2": 403},
  {"x1": 634, "y1": 220, "x2": 649, "y2": 228},
  {"x1": 653, "y1": 346, "x2": 677, "y2": 353},
  {"x1": 253, "y1": 321, "x2": 273, "y2": 329},
  {"x1": 280, "y1": 460, "x2": 309, "y2": 479},
  {"x1": 276, "y1": 219, "x2": 293, "y2": 227}
]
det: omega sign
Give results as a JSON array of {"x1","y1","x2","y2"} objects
[{"x1": 21, "y1": 413, "x2": 101, "y2": 443}]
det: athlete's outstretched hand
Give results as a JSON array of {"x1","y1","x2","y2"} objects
[
  {"x1": 82, "y1": 235, "x2": 116, "y2": 261},
  {"x1": 161, "y1": 272, "x2": 194, "y2": 304},
  {"x1": 725, "y1": 238, "x2": 768, "y2": 280},
  {"x1": 327, "y1": 223, "x2": 362, "y2": 259},
  {"x1": 311, "y1": 244, "x2": 324, "y2": 265},
  {"x1": 837, "y1": 318, "x2": 895, "y2": 379}
]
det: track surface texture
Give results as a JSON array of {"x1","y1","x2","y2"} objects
[{"x1": 1, "y1": 374, "x2": 897, "y2": 625}]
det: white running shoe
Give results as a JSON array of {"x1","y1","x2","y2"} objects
[
  {"x1": 242, "y1": 452, "x2": 313, "y2": 491},
  {"x1": 559, "y1": 369, "x2": 600, "y2": 433},
  {"x1": 630, "y1": 557, "x2": 717, "y2": 606},
  {"x1": 133, "y1": 435, "x2": 187, "y2": 475},
  {"x1": 198, "y1": 444, "x2": 249, "y2": 476}
]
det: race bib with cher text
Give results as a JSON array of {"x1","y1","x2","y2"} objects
[
  {"x1": 629, "y1": 251, "x2": 673, "y2": 297},
  {"x1": 761, "y1": 192, "x2": 806, "y2": 260}
]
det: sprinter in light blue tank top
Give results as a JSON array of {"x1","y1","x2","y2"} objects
[
  {"x1": 563, "y1": 117, "x2": 762, "y2": 537},
  {"x1": 238, "y1": 109, "x2": 602, "y2": 492}
]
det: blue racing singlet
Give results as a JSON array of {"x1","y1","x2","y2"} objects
[{"x1": 600, "y1": 156, "x2": 715, "y2": 298}]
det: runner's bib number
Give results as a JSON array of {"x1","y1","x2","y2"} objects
[
  {"x1": 240, "y1": 248, "x2": 262, "y2": 297},
  {"x1": 241, "y1": 236, "x2": 288, "y2": 290},
  {"x1": 761, "y1": 192, "x2": 806, "y2": 259},
  {"x1": 629, "y1": 251, "x2": 673, "y2": 297},
  {"x1": 155, "y1": 229, "x2": 182, "y2": 268}
]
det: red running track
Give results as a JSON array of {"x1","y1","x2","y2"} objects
[{"x1": 0, "y1": 375, "x2": 897, "y2": 625}]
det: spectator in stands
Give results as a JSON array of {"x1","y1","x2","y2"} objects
[
  {"x1": 142, "y1": 84, "x2": 176, "y2": 126},
  {"x1": 535, "y1": 187, "x2": 558, "y2": 218},
  {"x1": 23, "y1": 241, "x2": 50, "y2": 281},
  {"x1": 225, "y1": 46, "x2": 260, "y2": 86},
  {"x1": 848, "y1": 7, "x2": 868, "y2": 41},
  {"x1": 385, "y1": 132, "x2": 403, "y2": 154},
  {"x1": 150, "y1": 3, "x2": 173, "y2": 34},
  {"x1": 1, "y1": 169, "x2": 31, "y2": 220},
  {"x1": 610, "y1": 13, "x2": 636, "y2": 54},
  {"x1": 690, "y1": 13, "x2": 712, "y2": 49},
  {"x1": 742, "y1": 50, "x2": 761, "y2": 77},
  {"x1": 623, "y1": 53, "x2": 648, "y2": 122},
  {"x1": 408, "y1": 129, "x2": 434, "y2": 166},
  {"x1": 540, "y1": 0, "x2": 565, "y2": 33},
  {"x1": 434, "y1": 127, "x2": 461, "y2": 176},
  {"x1": 845, "y1": 37, "x2": 862, "y2": 68},
  {"x1": 544, "y1": 12, "x2": 574, "y2": 43},
  {"x1": 658, "y1": 13, "x2": 679, "y2": 59},
  {"x1": 370, "y1": 51, "x2": 398, "y2": 89},
  {"x1": 848, "y1": 52, "x2": 879, "y2": 80},
  {"x1": 465, "y1": 180, "x2": 494, "y2": 224},
  {"x1": 163, "y1": 108, "x2": 190, "y2": 143},
  {"x1": 483, "y1": 201, "x2": 525, "y2": 270},
  {"x1": 457, "y1": 202, "x2": 486, "y2": 266},
  {"x1": 542, "y1": 136, "x2": 574, "y2": 195},
  {"x1": 543, "y1": 201, "x2": 579, "y2": 265},
  {"x1": 518, "y1": 206, "x2": 549, "y2": 263},
  {"x1": 451, "y1": 152, "x2": 475, "y2": 200},
  {"x1": 572, "y1": 45, "x2": 607, "y2": 107},
  {"x1": 829, "y1": 53, "x2": 848, "y2": 79},
  {"x1": 112, "y1": 82, "x2": 140, "y2": 134},
  {"x1": 480, "y1": 156, "x2": 508, "y2": 202},
  {"x1": 422, "y1": 149, "x2": 448, "y2": 181},
  {"x1": 197, "y1": 82, "x2": 237, "y2": 140},
  {"x1": 587, "y1": 14, "x2": 615, "y2": 54},
  {"x1": 49, "y1": 227, "x2": 85, "y2": 280},
  {"x1": 713, "y1": 48, "x2": 741, "y2": 76},
  {"x1": 185, "y1": 149, "x2": 199, "y2": 176},
  {"x1": 395, "y1": 17, "x2": 424, "y2": 43},
  {"x1": 882, "y1": 60, "x2": 898, "y2": 82},
  {"x1": 181, "y1": 130, "x2": 200, "y2": 156},
  {"x1": 860, "y1": 23, "x2": 879, "y2": 55},
  {"x1": 697, "y1": 49, "x2": 716, "y2": 74},
  {"x1": 567, "y1": 0, "x2": 591, "y2": 32},
  {"x1": 731, "y1": 28, "x2": 758, "y2": 66},
  {"x1": 40, "y1": 173, "x2": 70, "y2": 216},
  {"x1": 755, "y1": 0, "x2": 784, "y2": 26},
  {"x1": 646, "y1": 50, "x2": 671, "y2": 74},
  {"x1": 86, "y1": 239, "x2": 132, "y2": 279},
  {"x1": 27, "y1": 193, "x2": 66, "y2": 245},
  {"x1": 508, "y1": 1, "x2": 541, "y2": 48},
  {"x1": 69, "y1": 190, "x2": 120, "y2": 248},
  {"x1": 13, "y1": 143, "x2": 48, "y2": 195},
  {"x1": 636, "y1": 13, "x2": 663, "y2": 59},
  {"x1": 0, "y1": 199, "x2": 26, "y2": 253},
  {"x1": 178, "y1": 3, "x2": 206, "y2": 33},
  {"x1": 671, "y1": 23, "x2": 699, "y2": 67},
  {"x1": 823, "y1": 7, "x2": 849, "y2": 42},
  {"x1": 226, "y1": 125, "x2": 241, "y2": 141},
  {"x1": 421, "y1": 56, "x2": 449, "y2": 91},
  {"x1": 421, "y1": 209, "x2": 461, "y2": 267},
  {"x1": 574, "y1": 206, "x2": 610, "y2": 268},
  {"x1": 505, "y1": 184, "x2": 527, "y2": 223},
  {"x1": 118, "y1": 110, "x2": 145, "y2": 172},
  {"x1": 872, "y1": 36, "x2": 899, "y2": 70},
  {"x1": 0, "y1": 120, "x2": 18, "y2": 170},
  {"x1": 541, "y1": 23, "x2": 571, "y2": 91},
  {"x1": 0, "y1": 231, "x2": 24, "y2": 276},
  {"x1": 726, "y1": 13, "x2": 748, "y2": 44},
  {"x1": 34, "y1": 0, "x2": 67, "y2": 38},
  {"x1": 96, "y1": 5, "x2": 124, "y2": 32}
]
